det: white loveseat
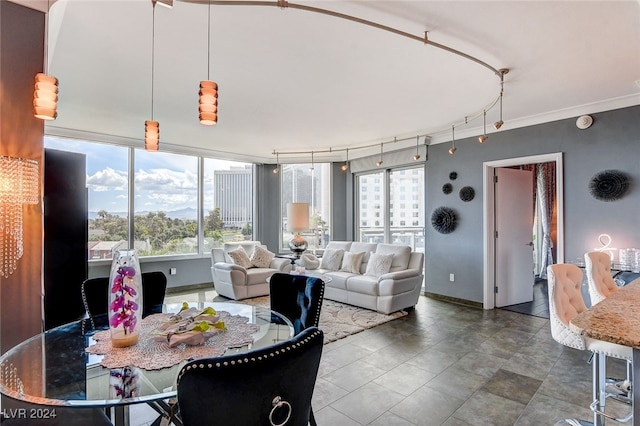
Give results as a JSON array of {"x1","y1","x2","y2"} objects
[
  {"x1": 211, "y1": 241, "x2": 292, "y2": 300},
  {"x1": 299, "y1": 241, "x2": 424, "y2": 314}
]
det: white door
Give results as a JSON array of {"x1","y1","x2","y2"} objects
[{"x1": 495, "y1": 168, "x2": 534, "y2": 307}]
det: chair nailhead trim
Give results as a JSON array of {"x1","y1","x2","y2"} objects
[{"x1": 177, "y1": 329, "x2": 322, "y2": 383}]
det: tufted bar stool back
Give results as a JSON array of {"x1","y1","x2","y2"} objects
[
  {"x1": 548, "y1": 263, "x2": 589, "y2": 350},
  {"x1": 584, "y1": 251, "x2": 619, "y2": 306},
  {"x1": 548, "y1": 264, "x2": 633, "y2": 425}
]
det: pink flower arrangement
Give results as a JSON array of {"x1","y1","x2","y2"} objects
[{"x1": 110, "y1": 265, "x2": 139, "y2": 334}]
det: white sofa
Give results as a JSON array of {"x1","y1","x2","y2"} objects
[
  {"x1": 299, "y1": 241, "x2": 424, "y2": 314},
  {"x1": 211, "y1": 241, "x2": 292, "y2": 300}
]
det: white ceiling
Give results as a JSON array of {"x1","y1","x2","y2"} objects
[{"x1": 35, "y1": 0, "x2": 640, "y2": 163}]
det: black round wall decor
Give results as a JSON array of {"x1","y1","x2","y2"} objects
[
  {"x1": 449, "y1": 171, "x2": 458, "y2": 180},
  {"x1": 588, "y1": 170, "x2": 630, "y2": 202},
  {"x1": 459, "y1": 186, "x2": 475, "y2": 202},
  {"x1": 431, "y1": 207, "x2": 457, "y2": 234},
  {"x1": 442, "y1": 183, "x2": 453, "y2": 194}
]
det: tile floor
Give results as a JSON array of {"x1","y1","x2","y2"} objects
[{"x1": 130, "y1": 287, "x2": 629, "y2": 426}]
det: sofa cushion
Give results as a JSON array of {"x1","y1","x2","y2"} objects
[
  {"x1": 227, "y1": 246, "x2": 252, "y2": 269},
  {"x1": 325, "y1": 241, "x2": 352, "y2": 251},
  {"x1": 339, "y1": 251, "x2": 365, "y2": 274},
  {"x1": 346, "y1": 274, "x2": 379, "y2": 295},
  {"x1": 364, "y1": 252, "x2": 394, "y2": 277},
  {"x1": 246, "y1": 268, "x2": 275, "y2": 285},
  {"x1": 320, "y1": 249, "x2": 345, "y2": 271},
  {"x1": 250, "y1": 245, "x2": 275, "y2": 268},
  {"x1": 375, "y1": 244, "x2": 411, "y2": 271},
  {"x1": 223, "y1": 242, "x2": 260, "y2": 262},
  {"x1": 321, "y1": 271, "x2": 351, "y2": 290},
  {"x1": 350, "y1": 242, "x2": 378, "y2": 273}
]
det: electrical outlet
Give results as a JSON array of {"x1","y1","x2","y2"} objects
[
  {"x1": 169, "y1": 267, "x2": 177, "y2": 275},
  {"x1": 449, "y1": 273, "x2": 455, "y2": 282}
]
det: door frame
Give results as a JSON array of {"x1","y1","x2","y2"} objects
[{"x1": 482, "y1": 152, "x2": 564, "y2": 309}]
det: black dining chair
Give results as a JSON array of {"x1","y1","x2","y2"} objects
[
  {"x1": 81, "y1": 276, "x2": 110, "y2": 332},
  {"x1": 177, "y1": 327, "x2": 324, "y2": 426},
  {"x1": 268, "y1": 273, "x2": 325, "y2": 335},
  {"x1": 141, "y1": 271, "x2": 168, "y2": 317}
]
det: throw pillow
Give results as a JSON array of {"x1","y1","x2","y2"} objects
[
  {"x1": 339, "y1": 251, "x2": 366, "y2": 274},
  {"x1": 364, "y1": 252, "x2": 394, "y2": 277},
  {"x1": 300, "y1": 253, "x2": 320, "y2": 270},
  {"x1": 320, "y1": 249, "x2": 344, "y2": 271},
  {"x1": 227, "y1": 246, "x2": 252, "y2": 269},
  {"x1": 249, "y1": 245, "x2": 275, "y2": 268}
]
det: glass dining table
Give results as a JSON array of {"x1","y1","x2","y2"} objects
[{"x1": 0, "y1": 301, "x2": 294, "y2": 426}]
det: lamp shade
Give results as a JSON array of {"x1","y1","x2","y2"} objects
[
  {"x1": 287, "y1": 203, "x2": 309, "y2": 232},
  {"x1": 199, "y1": 80, "x2": 218, "y2": 125},
  {"x1": 33, "y1": 73, "x2": 59, "y2": 120},
  {"x1": 145, "y1": 120, "x2": 160, "y2": 152}
]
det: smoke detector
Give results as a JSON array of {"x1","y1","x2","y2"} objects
[{"x1": 576, "y1": 115, "x2": 593, "y2": 129}]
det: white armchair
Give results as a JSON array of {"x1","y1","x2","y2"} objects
[{"x1": 211, "y1": 241, "x2": 292, "y2": 300}]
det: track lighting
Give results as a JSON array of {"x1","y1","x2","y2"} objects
[
  {"x1": 376, "y1": 142, "x2": 384, "y2": 166},
  {"x1": 413, "y1": 135, "x2": 421, "y2": 161},
  {"x1": 273, "y1": 153, "x2": 279, "y2": 174},
  {"x1": 448, "y1": 126, "x2": 457, "y2": 155},
  {"x1": 341, "y1": 148, "x2": 349, "y2": 171},
  {"x1": 493, "y1": 69, "x2": 508, "y2": 130},
  {"x1": 478, "y1": 110, "x2": 488, "y2": 143}
]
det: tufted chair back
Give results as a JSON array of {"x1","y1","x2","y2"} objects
[
  {"x1": 269, "y1": 273, "x2": 325, "y2": 335},
  {"x1": 177, "y1": 327, "x2": 324, "y2": 426},
  {"x1": 547, "y1": 264, "x2": 588, "y2": 350},
  {"x1": 584, "y1": 251, "x2": 618, "y2": 305}
]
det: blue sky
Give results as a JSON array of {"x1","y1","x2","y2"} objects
[{"x1": 45, "y1": 136, "x2": 245, "y2": 215}]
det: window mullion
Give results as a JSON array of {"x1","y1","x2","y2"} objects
[{"x1": 128, "y1": 147, "x2": 135, "y2": 248}]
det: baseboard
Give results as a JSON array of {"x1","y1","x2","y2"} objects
[
  {"x1": 423, "y1": 292, "x2": 483, "y2": 310},
  {"x1": 166, "y1": 282, "x2": 213, "y2": 294}
]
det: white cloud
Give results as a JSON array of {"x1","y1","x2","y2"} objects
[{"x1": 87, "y1": 167, "x2": 127, "y2": 192}]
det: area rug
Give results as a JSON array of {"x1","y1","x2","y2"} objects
[{"x1": 238, "y1": 296, "x2": 407, "y2": 343}]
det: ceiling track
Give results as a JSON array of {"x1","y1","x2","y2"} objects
[{"x1": 182, "y1": 0, "x2": 508, "y2": 157}]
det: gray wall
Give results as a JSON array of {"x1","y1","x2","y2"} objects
[
  {"x1": 88, "y1": 105, "x2": 640, "y2": 300},
  {"x1": 424, "y1": 105, "x2": 640, "y2": 303}
]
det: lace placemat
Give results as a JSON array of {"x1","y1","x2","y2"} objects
[{"x1": 85, "y1": 311, "x2": 260, "y2": 370}]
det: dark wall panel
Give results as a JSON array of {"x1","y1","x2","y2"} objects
[{"x1": 44, "y1": 149, "x2": 88, "y2": 329}]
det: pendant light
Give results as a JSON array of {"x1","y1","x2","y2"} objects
[
  {"x1": 199, "y1": 0, "x2": 218, "y2": 125},
  {"x1": 34, "y1": 0, "x2": 58, "y2": 121},
  {"x1": 309, "y1": 151, "x2": 315, "y2": 171},
  {"x1": 145, "y1": 1, "x2": 160, "y2": 151},
  {"x1": 273, "y1": 153, "x2": 280, "y2": 174},
  {"x1": 478, "y1": 110, "x2": 488, "y2": 143},
  {"x1": 448, "y1": 126, "x2": 457, "y2": 155},
  {"x1": 413, "y1": 135, "x2": 421, "y2": 160},
  {"x1": 341, "y1": 148, "x2": 349, "y2": 171}
]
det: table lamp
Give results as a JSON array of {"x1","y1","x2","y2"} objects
[{"x1": 287, "y1": 202, "x2": 309, "y2": 257}]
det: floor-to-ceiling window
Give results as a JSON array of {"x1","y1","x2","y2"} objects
[
  {"x1": 44, "y1": 136, "x2": 253, "y2": 261},
  {"x1": 133, "y1": 149, "x2": 198, "y2": 256},
  {"x1": 356, "y1": 166, "x2": 424, "y2": 253},
  {"x1": 280, "y1": 163, "x2": 331, "y2": 252}
]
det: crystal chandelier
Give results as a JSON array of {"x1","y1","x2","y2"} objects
[{"x1": 0, "y1": 156, "x2": 39, "y2": 278}]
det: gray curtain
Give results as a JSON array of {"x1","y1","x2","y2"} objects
[{"x1": 536, "y1": 163, "x2": 555, "y2": 278}]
